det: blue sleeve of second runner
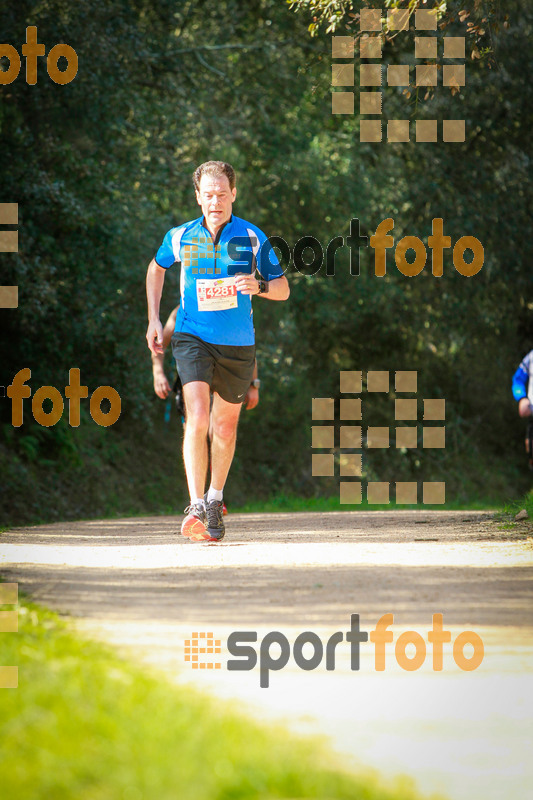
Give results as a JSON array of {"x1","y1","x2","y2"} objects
[
  {"x1": 155, "y1": 229, "x2": 177, "y2": 269},
  {"x1": 512, "y1": 363, "x2": 529, "y2": 401}
]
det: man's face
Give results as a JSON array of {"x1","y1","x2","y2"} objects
[{"x1": 196, "y1": 174, "x2": 236, "y2": 233}]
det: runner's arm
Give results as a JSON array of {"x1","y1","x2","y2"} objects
[
  {"x1": 146, "y1": 259, "x2": 166, "y2": 354},
  {"x1": 234, "y1": 273, "x2": 289, "y2": 301},
  {"x1": 152, "y1": 356, "x2": 170, "y2": 399},
  {"x1": 151, "y1": 307, "x2": 179, "y2": 399},
  {"x1": 244, "y1": 359, "x2": 259, "y2": 410}
]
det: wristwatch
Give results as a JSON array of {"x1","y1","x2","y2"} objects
[
  {"x1": 250, "y1": 379, "x2": 261, "y2": 389},
  {"x1": 257, "y1": 279, "x2": 268, "y2": 294}
]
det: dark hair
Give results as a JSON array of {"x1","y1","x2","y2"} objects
[{"x1": 193, "y1": 161, "x2": 236, "y2": 191}]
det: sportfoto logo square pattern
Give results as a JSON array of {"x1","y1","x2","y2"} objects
[
  {"x1": 185, "y1": 236, "x2": 223, "y2": 276},
  {"x1": 0, "y1": 201, "x2": 19, "y2": 308},
  {"x1": 0, "y1": 582, "x2": 18, "y2": 689},
  {"x1": 311, "y1": 370, "x2": 446, "y2": 505},
  {"x1": 184, "y1": 631, "x2": 222, "y2": 670},
  {"x1": 331, "y1": 6, "x2": 466, "y2": 143}
]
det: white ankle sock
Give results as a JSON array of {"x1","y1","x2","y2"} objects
[
  {"x1": 207, "y1": 487, "x2": 223, "y2": 503},
  {"x1": 192, "y1": 497, "x2": 205, "y2": 508}
]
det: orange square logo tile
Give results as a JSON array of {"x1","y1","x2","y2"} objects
[{"x1": 184, "y1": 632, "x2": 222, "y2": 670}]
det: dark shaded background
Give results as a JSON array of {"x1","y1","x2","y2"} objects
[{"x1": 1, "y1": 0, "x2": 531, "y2": 524}]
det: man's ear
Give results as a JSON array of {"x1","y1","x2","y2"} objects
[
  {"x1": 195, "y1": 190, "x2": 201, "y2": 206},
  {"x1": 231, "y1": 187, "x2": 237, "y2": 203}
]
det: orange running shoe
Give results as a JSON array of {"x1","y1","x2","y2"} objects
[{"x1": 180, "y1": 503, "x2": 208, "y2": 540}]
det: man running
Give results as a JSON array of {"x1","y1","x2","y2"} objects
[
  {"x1": 151, "y1": 305, "x2": 261, "y2": 515},
  {"x1": 146, "y1": 160, "x2": 289, "y2": 541}
]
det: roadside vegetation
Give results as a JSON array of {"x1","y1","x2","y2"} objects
[
  {"x1": 0, "y1": 597, "x2": 437, "y2": 800},
  {"x1": 1, "y1": 0, "x2": 531, "y2": 527}
]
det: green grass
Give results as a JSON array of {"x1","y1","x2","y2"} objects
[
  {"x1": 0, "y1": 598, "x2": 440, "y2": 800},
  {"x1": 498, "y1": 488, "x2": 533, "y2": 527},
  {"x1": 233, "y1": 493, "x2": 500, "y2": 514}
]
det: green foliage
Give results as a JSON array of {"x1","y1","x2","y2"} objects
[
  {"x1": 289, "y1": 0, "x2": 504, "y2": 52},
  {"x1": 0, "y1": 0, "x2": 532, "y2": 524}
]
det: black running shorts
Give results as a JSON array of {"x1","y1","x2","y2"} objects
[{"x1": 171, "y1": 332, "x2": 256, "y2": 405}]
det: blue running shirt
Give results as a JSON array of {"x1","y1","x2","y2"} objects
[
  {"x1": 512, "y1": 349, "x2": 533, "y2": 403},
  {"x1": 155, "y1": 215, "x2": 283, "y2": 346}
]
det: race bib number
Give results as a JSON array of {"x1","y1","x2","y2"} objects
[{"x1": 196, "y1": 277, "x2": 238, "y2": 311}]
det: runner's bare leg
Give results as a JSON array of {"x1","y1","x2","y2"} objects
[
  {"x1": 209, "y1": 391, "x2": 242, "y2": 491},
  {"x1": 182, "y1": 381, "x2": 211, "y2": 501}
]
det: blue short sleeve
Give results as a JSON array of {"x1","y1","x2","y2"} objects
[
  {"x1": 512, "y1": 351, "x2": 532, "y2": 401},
  {"x1": 155, "y1": 229, "x2": 177, "y2": 269}
]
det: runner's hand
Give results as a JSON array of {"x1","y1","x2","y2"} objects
[
  {"x1": 154, "y1": 373, "x2": 171, "y2": 400},
  {"x1": 147, "y1": 319, "x2": 164, "y2": 355},
  {"x1": 245, "y1": 386, "x2": 259, "y2": 410},
  {"x1": 235, "y1": 273, "x2": 260, "y2": 295},
  {"x1": 518, "y1": 398, "x2": 533, "y2": 418}
]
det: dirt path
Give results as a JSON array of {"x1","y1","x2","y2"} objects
[{"x1": 1, "y1": 510, "x2": 532, "y2": 800}]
